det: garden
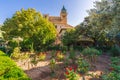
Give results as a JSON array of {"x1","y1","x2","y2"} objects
[{"x1": 0, "y1": 0, "x2": 120, "y2": 80}]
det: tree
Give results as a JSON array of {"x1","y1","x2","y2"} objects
[
  {"x1": 2, "y1": 8, "x2": 57, "y2": 51},
  {"x1": 62, "y1": 28, "x2": 76, "y2": 46}
]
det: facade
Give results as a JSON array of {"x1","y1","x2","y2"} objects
[{"x1": 44, "y1": 6, "x2": 73, "y2": 44}]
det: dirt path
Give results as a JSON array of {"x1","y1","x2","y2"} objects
[
  {"x1": 16, "y1": 54, "x2": 111, "y2": 80},
  {"x1": 85, "y1": 54, "x2": 111, "y2": 80}
]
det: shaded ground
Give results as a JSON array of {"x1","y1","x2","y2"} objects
[
  {"x1": 86, "y1": 54, "x2": 111, "y2": 80},
  {"x1": 16, "y1": 53, "x2": 111, "y2": 80}
]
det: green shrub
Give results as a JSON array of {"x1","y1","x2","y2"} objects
[
  {"x1": 110, "y1": 57, "x2": 120, "y2": 73},
  {"x1": 82, "y1": 47, "x2": 101, "y2": 62},
  {"x1": 56, "y1": 51, "x2": 64, "y2": 61},
  {"x1": 73, "y1": 46, "x2": 84, "y2": 51},
  {"x1": 110, "y1": 45, "x2": 120, "y2": 57},
  {"x1": 0, "y1": 46, "x2": 6, "y2": 53},
  {"x1": 102, "y1": 57, "x2": 120, "y2": 80},
  {"x1": 77, "y1": 58, "x2": 89, "y2": 75},
  {"x1": 10, "y1": 47, "x2": 21, "y2": 60},
  {"x1": 69, "y1": 47, "x2": 76, "y2": 63},
  {"x1": 38, "y1": 52, "x2": 46, "y2": 61},
  {"x1": 65, "y1": 68, "x2": 80, "y2": 80},
  {"x1": 82, "y1": 47, "x2": 101, "y2": 56},
  {"x1": 50, "y1": 58, "x2": 56, "y2": 73},
  {"x1": 0, "y1": 51, "x2": 30, "y2": 80},
  {"x1": 102, "y1": 71, "x2": 120, "y2": 80}
]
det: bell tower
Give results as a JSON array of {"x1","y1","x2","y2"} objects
[{"x1": 60, "y1": 6, "x2": 67, "y2": 24}]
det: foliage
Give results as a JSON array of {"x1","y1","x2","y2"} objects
[
  {"x1": 20, "y1": 52, "x2": 30, "y2": 60},
  {"x1": 65, "y1": 67, "x2": 80, "y2": 80},
  {"x1": 77, "y1": 58, "x2": 89, "y2": 75},
  {"x1": 82, "y1": 47, "x2": 101, "y2": 62},
  {"x1": 68, "y1": 47, "x2": 77, "y2": 64},
  {"x1": 51, "y1": 50, "x2": 56, "y2": 58},
  {"x1": 110, "y1": 57, "x2": 120, "y2": 72},
  {"x1": 30, "y1": 57, "x2": 38, "y2": 66},
  {"x1": 11, "y1": 47, "x2": 30, "y2": 60},
  {"x1": 64, "y1": 57, "x2": 70, "y2": 67},
  {"x1": 62, "y1": 28, "x2": 76, "y2": 46},
  {"x1": 47, "y1": 44, "x2": 68, "y2": 51},
  {"x1": 111, "y1": 57, "x2": 120, "y2": 65},
  {"x1": 66, "y1": 0, "x2": 120, "y2": 50},
  {"x1": 2, "y1": 8, "x2": 57, "y2": 51},
  {"x1": 0, "y1": 51, "x2": 30, "y2": 79},
  {"x1": 0, "y1": 46, "x2": 6, "y2": 53},
  {"x1": 110, "y1": 45, "x2": 120, "y2": 57},
  {"x1": 102, "y1": 71, "x2": 120, "y2": 80},
  {"x1": 50, "y1": 58, "x2": 56, "y2": 73},
  {"x1": 38, "y1": 52, "x2": 46, "y2": 61},
  {"x1": 73, "y1": 46, "x2": 84, "y2": 51},
  {"x1": 10, "y1": 47, "x2": 21, "y2": 60},
  {"x1": 82, "y1": 47, "x2": 101, "y2": 56},
  {"x1": 102, "y1": 56, "x2": 120, "y2": 80},
  {"x1": 56, "y1": 51, "x2": 64, "y2": 61}
]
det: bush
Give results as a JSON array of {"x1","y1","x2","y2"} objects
[
  {"x1": 110, "y1": 57, "x2": 120, "y2": 73},
  {"x1": 82, "y1": 47, "x2": 101, "y2": 56},
  {"x1": 56, "y1": 51, "x2": 64, "y2": 61},
  {"x1": 77, "y1": 58, "x2": 89, "y2": 75},
  {"x1": 102, "y1": 72, "x2": 120, "y2": 80},
  {"x1": 0, "y1": 46, "x2": 6, "y2": 53},
  {"x1": 10, "y1": 47, "x2": 21, "y2": 60},
  {"x1": 110, "y1": 45, "x2": 120, "y2": 57},
  {"x1": 65, "y1": 67, "x2": 80, "y2": 80},
  {"x1": 0, "y1": 51, "x2": 30, "y2": 79},
  {"x1": 101, "y1": 57, "x2": 120, "y2": 80},
  {"x1": 82, "y1": 47, "x2": 101, "y2": 62},
  {"x1": 38, "y1": 52, "x2": 46, "y2": 61},
  {"x1": 73, "y1": 46, "x2": 84, "y2": 51}
]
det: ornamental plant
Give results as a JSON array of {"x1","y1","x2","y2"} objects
[
  {"x1": 50, "y1": 58, "x2": 56, "y2": 73},
  {"x1": 82, "y1": 47, "x2": 101, "y2": 63},
  {"x1": 0, "y1": 51, "x2": 30, "y2": 80},
  {"x1": 77, "y1": 58, "x2": 89, "y2": 79},
  {"x1": 69, "y1": 46, "x2": 76, "y2": 63},
  {"x1": 102, "y1": 57, "x2": 120, "y2": 80},
  {"x1": 10, "y1": 47, "x2": 21, "y2": 60},
  {"x1": 110, "y1": 57, "x2": 120, "y2": 73},
  {"x1": 38, "y1": 52, "x2": 46, "y2": 61},
  {"x1": 65, "y1": 67, "x2": 79, "y2": 80},
  {"x1": 56, "y1": 51, "x2": 64, "y2": 61},
  {"x1": 102, "y1": 71, "x2": 120, "y2": 80}
]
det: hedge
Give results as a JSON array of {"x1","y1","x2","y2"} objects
[{"x1": 0, "y1": 51, "x2": 30, "y2": 80}]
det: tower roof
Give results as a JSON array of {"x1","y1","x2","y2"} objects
[{"x1": 61, "y1": 6, "x2": 67, "y2": 13}]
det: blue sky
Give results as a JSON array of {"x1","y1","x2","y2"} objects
[{"x1": 0, "y1": 0, "x2": 100, "y2": 26}]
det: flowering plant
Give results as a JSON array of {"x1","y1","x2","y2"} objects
[{"x1": 65, "y1": 66, "x2": 79, "y2": 80}]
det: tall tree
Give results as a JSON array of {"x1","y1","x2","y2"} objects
[
  {"x1": 2, "y1": 8, "x2": 57, "y2": 51},
  {"x1": 75, "y1": 0, "x2": 116, "y2": 47}
]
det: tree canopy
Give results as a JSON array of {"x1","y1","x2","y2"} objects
[
  {"x1": 62, "y1": 0, "x2": 120, "y2": 48},
  {"x1": 2, "y1": 8, "x2": 57, "y2": 51}
]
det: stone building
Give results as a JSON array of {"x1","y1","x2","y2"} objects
[{"x1": 44, "y1": 6, "x2": 73, "y2": 44}]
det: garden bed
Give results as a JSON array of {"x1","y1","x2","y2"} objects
[{"x1": 15, "y1": 51, "x2": 111, "y2": 80}]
